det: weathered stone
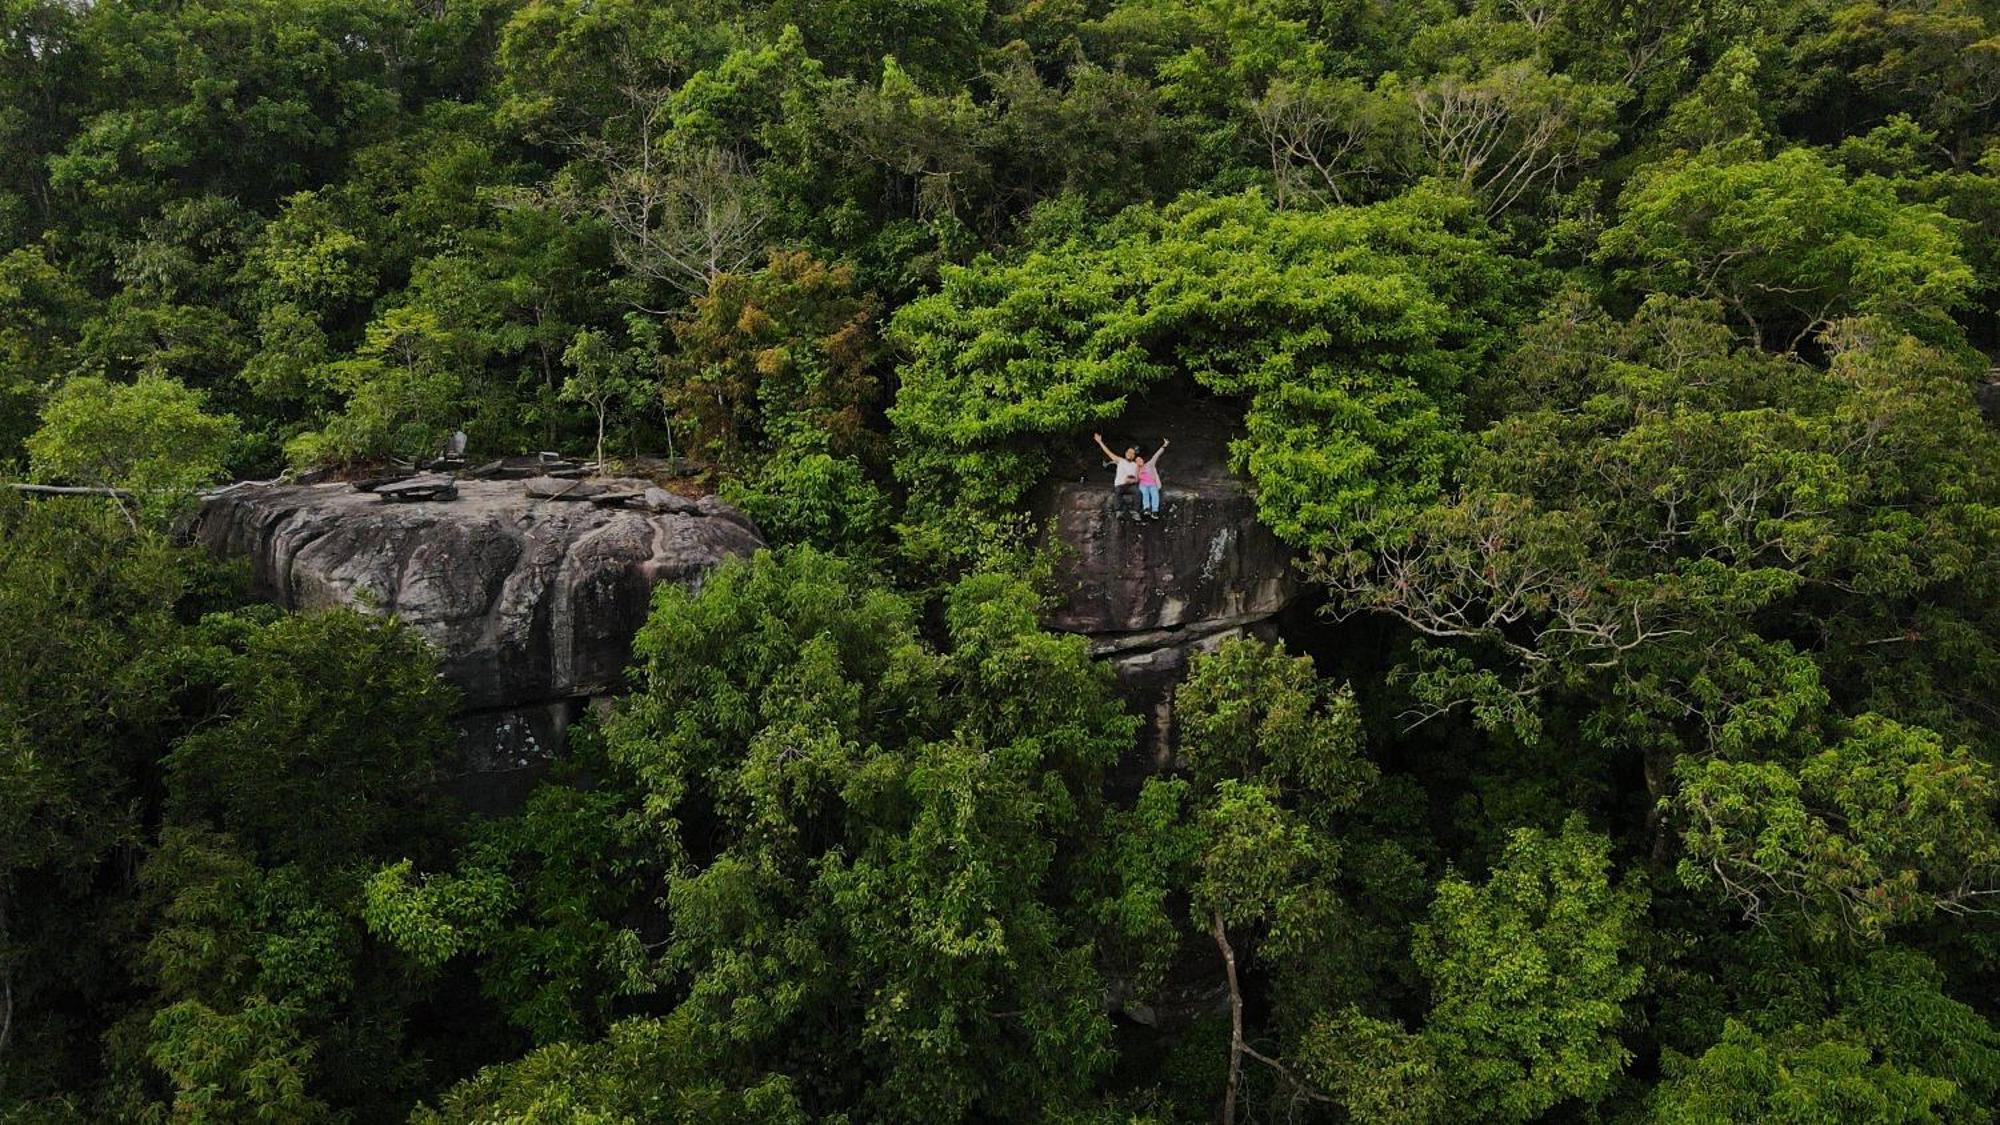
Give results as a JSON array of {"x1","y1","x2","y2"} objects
[
  {"x1": 375, "y1": 474, "x2": 459, "y2": 502},
  {"x1": 195, "y1": 479, "x2": 766, "y2": 806},
  {"x1": 1040, "y1": 482, "x2": 1297, "y2": 638},
  {"x1": 696, "y1": 494, "x2": 762, "y2": 537},
  {"x1": 524, "y1": 476, "x2": 602, "y2": 500},
  {"x1": 633, "y1": 486, "x2": 699, "y2": 515}
]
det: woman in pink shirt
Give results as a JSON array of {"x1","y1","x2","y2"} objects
[{"x1": 1135, "y1": 439, "x2": 1167, "y2": 519}]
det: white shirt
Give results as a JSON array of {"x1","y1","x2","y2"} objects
[{"x1": 1111, "y1": 457, "x2": 1138, "y2": 485}]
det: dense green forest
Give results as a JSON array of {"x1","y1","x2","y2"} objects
[{"x1": 5, "y1": 0, "x2": 2000, "y2": 1119}]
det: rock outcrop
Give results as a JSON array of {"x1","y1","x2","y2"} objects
[
  {"x1": 1036, "y1": 395, "x2": 1305, "y2": 787},
  {"x1": 196, "y1": 478, "x2": 764, "y2": 809}
]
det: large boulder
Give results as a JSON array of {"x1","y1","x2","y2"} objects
[
  {"x1": 1036, "y1": 395, "x2": 1306, "y2": 787},
  {"x1": 196, "y1": 478, "x2": 764, "y2": 809}
]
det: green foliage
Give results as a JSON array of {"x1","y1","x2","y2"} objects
[
  {"x1": 616, "y1": 550, "x2": 1131, "y2": 1118},
  {"x1": 0, "y1": 492, "x2": 468, "y2": 1111},
  {"x1": 889, "y1": 188, "x2": 1525, "y2": 567},
  {"x1": 363, "y1": 775, "x2": 653, "y2": 1044},
  {"x1": 1293, "y1": 1008, "x2": 1445, "y2": 1125},
  {"x1": 722, "y1": 448, "x2": 891, "y2": 558},
  {"x1": 416, "y1": 1012, "x2": 813, "y2": 1124},
  {"x1": 1328, "y1": 294, "x2": 2000, "y2": 795},
  {"x1": 0, "y1": 496, "x2": 191, "y2": 1095},
  {"x1": 165, "y1": 609, "x2": 460, "y2": 868},
  {"x1": 284, "y1": 307, "x2": 474, "y2": 469},
  {"x1": 1106, "y1": 638, "x2": 1401, "y2": 1117},
  {"x1": 1676, "y1": 713, "x2": 2000, "y2": 942},
  {"x1": 1652, "y1": 1020, "x2": 1956, "y2": 1123},
  {"x1": 1413, "y1": 817, "x2": 1648, "y2": 1122},
  {"x1": 397, "y1": 549, "x2": 1136, "y2": 1119},
  {"x1": 26, "y1": 374, "x2": 238, "y2": 520},
  {"x1": 7, "y1": 0, "x2": 2000, "y2": 1117},
  {"x1": 0, "y1": 247, "x2": 88, "y2": 461},
  {"x1": 1600, "y1": 146, "x2": 1974, "y2": 349},
  {"x1": 663, "y1": 249, "x2": 880, "y2": 471},
  {"x1": 559, "y1": 328, "x2": 643, "y2": 469},
  {"x1": 146, "y1": 996, "x2": 329, "y2": 1124}
]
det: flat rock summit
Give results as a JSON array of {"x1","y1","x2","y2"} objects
[{"x1": 196, "y1": 477, "x2": 764, "y2": 807}]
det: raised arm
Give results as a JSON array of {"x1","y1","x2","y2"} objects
[
  {"x1": 1092, "y1": 432, "x2": 1117, "y2": 460},
  {"x1": 1151, "y1": 438, "x2": 1169, "y2": 464}
]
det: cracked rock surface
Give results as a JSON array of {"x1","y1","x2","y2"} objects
[{"x1": 195, "y1": 479, "x2": 764, "y2": 808}]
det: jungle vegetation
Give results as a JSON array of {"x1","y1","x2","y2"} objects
[{"x1": 4, "y1": 0, "x2": 2000, "y2": 1119}]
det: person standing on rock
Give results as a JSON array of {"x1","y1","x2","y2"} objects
[
  {"x1": 1093, "y1": 433, "x2": 1142, "y2": 517},
  {"x1": 1136, "y1": 438, "x2": 1168, "y2": 520}
]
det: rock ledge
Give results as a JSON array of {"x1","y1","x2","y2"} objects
[{"x1": 196, "y1": 478, "x2": 764, "y2": 808}]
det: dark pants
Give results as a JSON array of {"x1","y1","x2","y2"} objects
[{"x1": 1112, "y1": 482, "x2": 1138, "y2": 514}]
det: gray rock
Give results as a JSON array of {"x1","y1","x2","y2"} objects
[
  {"x1": 524, "y1": 476, "x2": 603, "y2": 500},
  {"x1": 375, "y1": 474, "x2": 459, "y2": 502},
  {"x1": 633, "y1": 487, "x2": 699, "y2": 515},
  {"x1": 195, "y1": 479, "x2": 766, "y2": 801},
  {"x1": 1040, "y1": 481, "x2": 1297, "y2": 638},
  {"x1": 695, "y1": 493, "x2": 763, "y2": 538}
]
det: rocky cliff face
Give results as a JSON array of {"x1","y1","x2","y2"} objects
[
  {"x1": 1037, "y1": 397, "x2": 1305, "y2": 788},
  {"x1": 196, "y1": 478, "x2": 764, "y2": 809}
]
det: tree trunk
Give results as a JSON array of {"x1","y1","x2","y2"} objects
[
  {"x1": 1, "y1": 889, "x2": 13, "y2": 1091},
  {"x1": 1211, "y1": 907, "x2": 1244, "y2": 1125},
  {"x1": 1644, "y1": 743, "x2": 1674, "y2": 870},
  {"x1": 5, "y1": 483, "x2": 132, "y2": 498}
]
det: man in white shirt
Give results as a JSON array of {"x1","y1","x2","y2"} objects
[{"x1": 1092, "y1": 433, "x2": 1141, "y2": 517}]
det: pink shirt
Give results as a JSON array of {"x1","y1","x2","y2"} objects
[{"x1": 1137, "y1": 455, "x2": 1162, "y2": 486}]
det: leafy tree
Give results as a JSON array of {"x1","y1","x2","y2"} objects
[
  {"x1": 415, "y1": 1012, "x2": 811, "y2": 1124},
  {"x1": 97, "y1": 609, "x2": 464, "y2": 1118},
  {"x1": 722, "y1": 448, "x2": 891, "y2": 557},
  {"x1": 386, "y1": 550, "x2": 1136, "y2": 1120},
  {"x1": 364, "y1": 767, "x2": 653, "y2": 1045},
  {"x1": 662, "y1": 249, "x2": 879, "y2": 470},
  {"x1": 1675, "y1": 713, "x2": 2000, "y2": 942},
  {"x1": 0, "y1": 246, "x2": 88, "y2": 462},
  {"x1": 1326, "y1": 296, "x2": 2000, "y2": 831},
  {"x1": 163, "y1": 609, "x2": 459, "y2": 869},
  {"x1": 1652, "y1": 1019, "x2": 1956, "y2": 1123},
  {"x1": 1414, "y1": 818, "x2": 1648, "y2": 1122},
  {"x1": 26, "y1": 373, "x2": 238, "y2": 522},
  {"x1": 559, "y1": 329, "x2": 641, "y2": 469},
  {"x1": 145, "y1": 993, "x2": 329, "y2": 1123},
  {"x1": 1600, "y1": 147, "x2": 1974, "y2": 350},
  {"x1": 286, "y1": 307, "x2": 474, "y2": 469},
  {"x1": 889, "y1": 188, "x2": 1526, "y2": 568},
  {"x1": 1102, "y1": 638, "x2": 1413, "y2": 1122},
  {"x1": 0, "y1": 496, "x2": 190, "y2": 1097}
]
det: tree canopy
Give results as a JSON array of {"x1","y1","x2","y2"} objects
[{"x1": 5, "y1": 0, "x2": 2000, "y2": 1118}]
